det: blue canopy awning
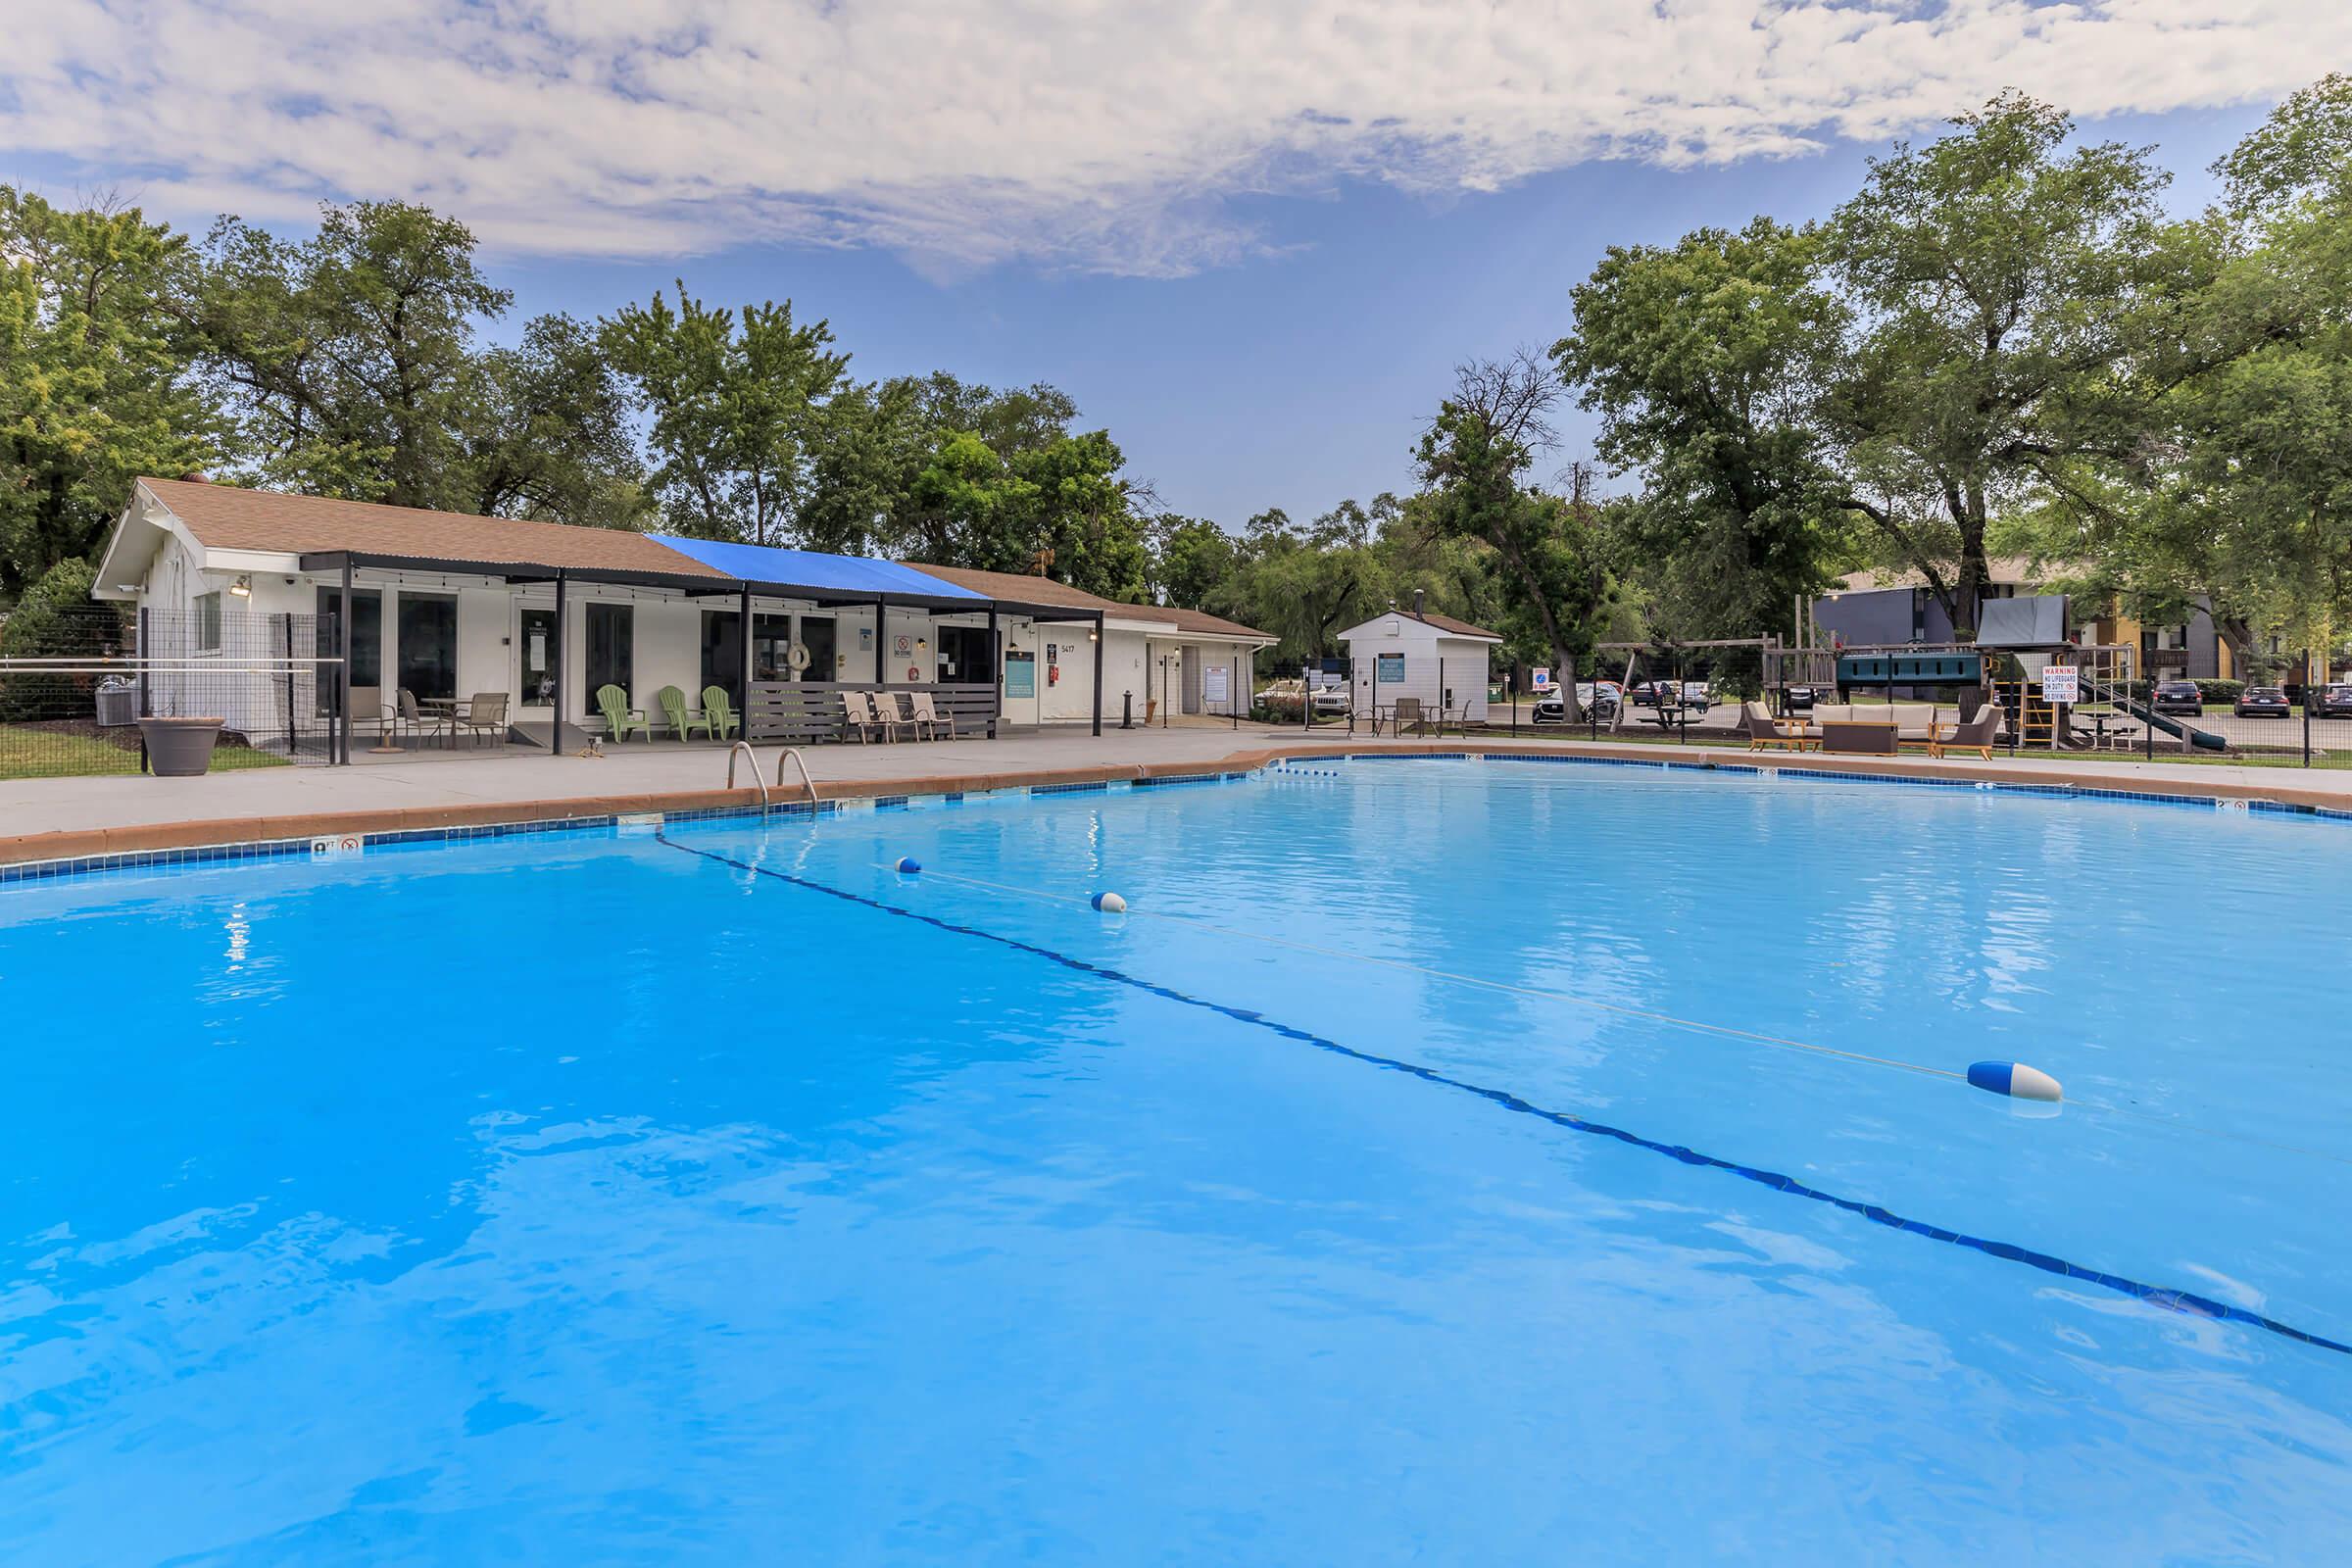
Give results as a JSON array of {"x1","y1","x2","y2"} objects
[{"x1": 648, "y1": 536, "x2": 989, "y2": 607}]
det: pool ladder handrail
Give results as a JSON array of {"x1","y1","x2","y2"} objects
[{"x1": 726, "y1": 741, "x2": 819, "y2": 811}]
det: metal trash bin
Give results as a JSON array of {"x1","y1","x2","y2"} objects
[{"x1": 94, "y1": 676, "x2": 138, "y2": 728}]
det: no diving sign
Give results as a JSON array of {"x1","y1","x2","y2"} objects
[{"x1": 2040, "y1": 664, "x2": 2080, "y2": 705}]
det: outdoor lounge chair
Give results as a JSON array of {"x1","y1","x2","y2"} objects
[
  {"x1": 907, "y1": 691, "x2": 954, "y2": 740},
  {"x1": 1392, "y1": 696, "x2": 1427, "y2": 737},
  {"x1": 1928, "y1": 705, "x2": 2003, "y2": 760},
  {"x1": 454, "y1": 692, "x2": 509, "y2": 748},
  {"x1": 869, "y1": 691, "x2": 919, "y2": 742},
  {"x1": 840, "y1": 690, "x2": 885, "y2": 743},
  {"x1": 1743, "y1": 702, "x2": 1813, "y2": 752},
  {"x1": 597, "y1": 683, "x2": 652, "y2": 742},
  {"x1": 702, "y1": 685, "x2": 740, "y2": 741},
  {"x1": 659, "y1": 684, "x2": 713, "y2": 741}
]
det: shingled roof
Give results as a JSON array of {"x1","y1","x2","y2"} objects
[{"x1": 134, "y1": 478, "x2": 725, "y2": 578}]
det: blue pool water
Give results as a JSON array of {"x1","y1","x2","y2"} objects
[{"x1": 4, "y1": 760, "x2": 2350, "y2": 1562}]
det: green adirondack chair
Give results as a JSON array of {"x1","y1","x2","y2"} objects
[
  {"x1": 702, "y1": 684, "x2": 741, "y2": 741},
  {"x1": 597, "y1": 683, "x2": 652, "y2": 742},
  {"x1": 658, "y1": 684, "x2": 712, "y2": 741}
]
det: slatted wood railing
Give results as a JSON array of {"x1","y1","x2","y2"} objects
[{"x1": 746, "y1": 681, "x2": 999, "y2": 743}]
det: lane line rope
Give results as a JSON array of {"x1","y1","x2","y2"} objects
[{"x1": 656, "y1": 831, "x2": 2351, "y2": 1358}]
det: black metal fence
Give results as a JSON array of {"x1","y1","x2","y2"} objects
[{"x1": 0, "y1": 605, "x2": 340, "y2": 780}]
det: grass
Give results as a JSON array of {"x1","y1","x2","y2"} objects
[{"x1": 0, "y1": 724, "x2": 291, "y2": 781}]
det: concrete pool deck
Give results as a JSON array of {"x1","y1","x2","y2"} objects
[{"x1": 10, "y1": 724, "x2": 2352, "y2": 867}]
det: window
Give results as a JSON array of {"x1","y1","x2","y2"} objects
[
  {"x1": 584, "y1": 603, "x2": 634, "y2": 709},
  {"x1": 702, "y1": 610, "x2": 795, "y2": 698},
  {"x1": 315, "y1": 587, "x2": 383, "y2": 686},
  {"x1": 396, "y1": 594, "x2": 459, "y2": 701},
  {"x1": 195, "y1": 592, "x2": 222, "y2": 653}
]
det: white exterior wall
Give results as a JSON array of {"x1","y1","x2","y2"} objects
[{"x1": 1344, "y1": 622, "x2": 1494, "y2": 720}]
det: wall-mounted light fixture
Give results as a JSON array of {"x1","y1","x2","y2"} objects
[{"x1": 228, "y1": 573, "x2": 253, "y2": 599}]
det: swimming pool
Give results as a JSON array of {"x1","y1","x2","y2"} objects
[{"x1": 4, "y1": 759, "x2": 2348, "y2": 1561}]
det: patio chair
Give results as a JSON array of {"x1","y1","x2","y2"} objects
[
  {"x1": 392, "y1": 688, "x2": 452, "y2": 749},
  {"x1": 597, "y1": 683, "x2": 652, "y2": 742},
  {"x1": 839, "y1": 689, "x2": 885, "y2": 743},
  {"x1": 1743, "y1": 701, "x2": 1811, "y2": 752},
  {"x1": 1392, "y1": 696, "x2": 1427, "y2": 737},
  {"x1": 658, "y1": 684, "x2": 712, "y2": 742},
  {"x1": 344, "y1": 685, "x2": 387, "y2": 744},
  {"x1": 907, "y1": 691, "x2": 956, "y2": 740},
  {"x1": 702, "y1": 685, "x2": 740, "y2": 741},
  {"x1": 870, "y1": 690, "x2": 919, "y2": 742},
  {"x1": 454, "y1": 692, "x2": 510, "y2": 749},
  {"x1": 1928, "y1": 705, "x2": 2003, "y2": 760}
]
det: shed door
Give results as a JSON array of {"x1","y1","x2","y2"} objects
[{"x1": 1181, "y1": 646, "x2": 1200, "y2": 715}]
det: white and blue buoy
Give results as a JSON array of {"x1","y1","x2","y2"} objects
[
  {"x1": 893, "y1": 857, "x2": 922, "y2": 875},
  {"x1": 1967, "y1": 1060, "x2": 2062, "y2": 1102},
  {"x1": 1091, "y1": 891, "x2": 1127, "y2": 913}
]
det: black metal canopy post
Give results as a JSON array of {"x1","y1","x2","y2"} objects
[
  {"x1": 1091, "y1": 612, "x2": 1104, "y2": 736},
  {"x1": 550, "y1": 568, "x2": 567, "y2": 754},
  {"x1": 987, "y1": 606, "x2": 1000, "y2": 737},
  {"x1": 738, "y1": 582, "x2": 753, "y2": 712},
  {"x1": 2305, "y1": 648, "x2": 2314, "y2": 767},
  {"x1": 873, "y1": 597, "x2": 887, "y2": 686},
  {"x1": 337, "y1": 556, "x2": 354, "y2": 765}
]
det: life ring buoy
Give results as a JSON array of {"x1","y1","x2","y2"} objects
[{"x1": 786, "y1": 642, "x2": 810, "y2": 672}]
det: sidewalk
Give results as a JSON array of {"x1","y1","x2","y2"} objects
[{"x1": 9, "y1": 724, "x2": 2352, "y2": 866}]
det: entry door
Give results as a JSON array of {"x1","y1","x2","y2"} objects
[
  {"x1": 1182, "y1": 646, "x2": 1201, "y2": 715},
  {"x1": 800, "y1": 617, "x2": 837, "y2": 682},
  {"x1": 514, "y1": 603, "x2": 558, "y2": 714}
]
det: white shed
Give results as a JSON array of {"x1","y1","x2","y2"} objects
[{"x1": 1339, "y1": 605, "x2": 1503, "y2": 722}]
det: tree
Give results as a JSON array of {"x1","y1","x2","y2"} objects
[
  {"x1": 1558, "y1": 219, "x2": 1853, "y2": 646},
  {"x1": 1148, "y1": 513, "x2": 1238, "y2": 609},
  {"x1": 1414, "y1": 354, "x2": 1614, "y2": 712},
  {"x1": 197, "y1": 202, "x2": 503, "y2": 507},
  {"x1": 602, "y1": 286, "x2": 852, "y2": 545},
  {"x1": 458, "y1": 312, "x2": 648, "y2": 526},
  {"x1": 1823, "y1": 93, "x2": 2172, "y2": 637},
  {"x1": 0, "y1": 188, "x2": 219, "y2": 595}
]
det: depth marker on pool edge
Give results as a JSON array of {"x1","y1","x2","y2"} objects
[{"x1": 657, "y1": 832, "x2": 2351, "y2": 1360}]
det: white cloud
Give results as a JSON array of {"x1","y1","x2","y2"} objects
[{"x1": 2, "y1": 1, "x2": 2341, "y2": 273}]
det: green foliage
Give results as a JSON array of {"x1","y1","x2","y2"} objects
[
  {"x1": 194, "y1": 200, "x2": 639, "y2": 523},
  {"x1": 1559, "y1": 218, "x2": 1852, "y2": 643},
  {"x1": 1147, "y1": 514, "x2": 1236, "y2": 609},
  {"x1": 0, "y1": 559, "x2": 119, "y2": 657},
  {"x1": 1822, "y1": 93, "x2": 2173, "y2": 635},
  {"x1": 0, "y1": 188, "x2": 220, "y2": 595},
  {"x1": 600, "y1": 285, "x2": 850, "y2": 545},
  {"x1": 1414, "y1": 356, "x2": 1616, "y2": 698}
]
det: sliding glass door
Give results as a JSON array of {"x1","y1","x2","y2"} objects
[
  {"x1": 396, "y1": 594, "x2": 458, "y2": 701},
  {"x1": 584, "y1": 603, "x2": 633, "y2": 710}
]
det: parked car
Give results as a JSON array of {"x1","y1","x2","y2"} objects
[
  {"x1": 2150, "y1": 679, "x2": 2205, "y2": 717},
  {"x1": 1672, "y1": 680, "x2": 1712, "y2": 713},
  {"x1": 2306, "y1": 683, "x2": 2352, "y2": 719},
  {"x1": 2234, "y1": 684, "x2": 2291, "y2": 718},
  {"x1": 1255, "y1": 680, "x2": 1349, "y2": 718},
  {"x1": 1783, "y1": 684, "x2": 1823, "y2": 713},
  {"x1": 1628, "y1": 680, "x2": 1664, "y2": 709},
  {"x1": 1532, "y1": 681, "x2": 1621, "y2": 725}
]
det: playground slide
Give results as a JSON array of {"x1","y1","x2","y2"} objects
[{"x1": 2082, "y1": 678, "x2": 2231, "y2": 752}]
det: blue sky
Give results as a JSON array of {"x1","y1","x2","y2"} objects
[
  {"x1": 505, "y1": 101, "x2": 2275, "y2": 527},
  {"x1": 5, "y1": 3, "x2": 2330, "y2": 530}
]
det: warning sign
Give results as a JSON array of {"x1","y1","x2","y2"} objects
[{"x1": 2040, "y1": 664, "x2": 2079, "y2": 705}]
